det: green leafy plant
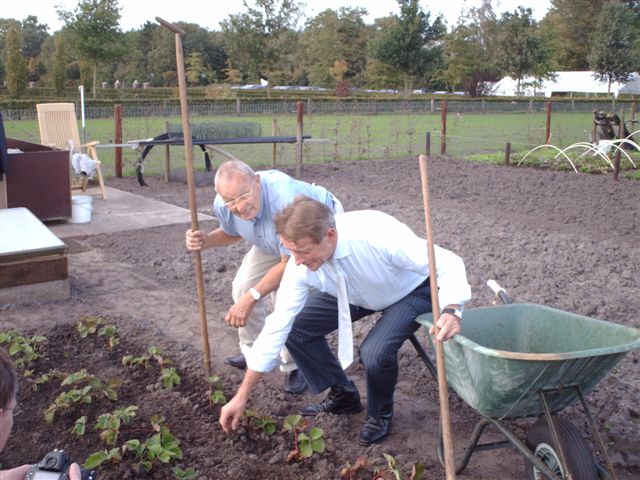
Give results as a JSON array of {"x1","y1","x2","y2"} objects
[
  {"x1": 71, "y1": 416, "x2": 87, "y2": 437},
  {"x1": 122, "y1": 346, "x2": 168, "y2": 368},
  {"x1": 207, "y1": 375, "x2": 227, "y2": 406},
  {"x1": 161, "y1": 367, "x2": 181, "y2": 389},
  {"x1": 31, "y1": 369, "x2": 63, "y2": 390},
  {"x1": 244, "y1": 409, "x2": 277, "y2": 436},
  {"x1": 383, "y1": 453, "x2": 424, "y2": 480},
  {"x1": 0, "y1": 329, "x2": 46, "y2": 372},
  {"x1": 85, "y1": 415, "x2": 186, "y2": 474},
  {"x1": 76, "y1": 316, "x2": 104, "y2": 338},
  {"x1": 76, "y1": 316, "x2": 120, "y2": 348},
  {"x1": 123, "y1": 347, "x2": 180, "y2": 390},
  {"x1": 283, "y1": 414, "x2": 325, "y2": 462},
  {"x1": 340, "y1": 454, "x2": 425, "y2": 480},
  {"x1": 43, "y1": 369, "x2": 121, "y2": 423},
  {"x1": 95, "y1": 406, "x2": 139, "y2": 445},
  {"x1": 172, "y1": 466, "x2": 198, "y2": 479},
  {"x1": 98, "y1": 324, "x2": 120, "y2": 349}
]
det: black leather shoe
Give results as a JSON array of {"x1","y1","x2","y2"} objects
[
  {"x1": 283, "y1": 369, "x2": 307, "y2": 394},
  {"x1": 300, "y1": 383, "x2": 363, "y2": 417},
  {"x1": 224, "y1": 353, "x2": 247, "y2": 369},
  {"x1": 358, "y1": 415, "x2": 392, "y2": 446}
]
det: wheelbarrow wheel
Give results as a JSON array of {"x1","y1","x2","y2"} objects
[{"x1": 524, "y1": 415, "x2": 598, "y2": 480}]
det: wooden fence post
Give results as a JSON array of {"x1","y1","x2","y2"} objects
[
  {"x1": 295, "y1": 101, "x2": 304, "y2": 178},
  {"x1": 545, "y1": 101, "x2": 552, "y2": 144},
  {"x1": 440, "y1": 100, "x2": 447, "y2": 155},
  {"x1": 425, "y1": 131, "x2": 431, "y2": 157},
  {"x1": 271, "y1": 117, "x2": 278, "y2": 169},
  {"x1": 613, "y1": 110, "x2": 624, "y2": 181},
  {"x1": 504, "y1": 142, "x2": 511, "y2": 166},
  {"x1": 114, "y1": 104, "x2": 122, "y2": 178},
  {"x1": 164, "y1": 120, "x2": 171, "y2": 182}
]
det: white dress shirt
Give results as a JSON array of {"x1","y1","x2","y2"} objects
[{"x1": 246, "y1": 209, "x2": 472, "y2": 372}]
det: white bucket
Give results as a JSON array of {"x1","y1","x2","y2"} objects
[{"x1": 69, "y1": 195, "x2": 93, "y2": 224}]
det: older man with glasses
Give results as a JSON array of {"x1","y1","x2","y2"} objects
[{"x1": 186, "y1": 160, "x2": 342, "y2": 394}]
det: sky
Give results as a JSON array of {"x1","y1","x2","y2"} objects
[{"x1": 5, "y1": 0, "x2": 551, "y2": 33}]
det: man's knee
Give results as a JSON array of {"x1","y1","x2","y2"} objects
[{"x1": 359, "y1": 341, "x2": 396, "y2": 372}]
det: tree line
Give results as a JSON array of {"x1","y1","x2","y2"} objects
[{"x1": 1, "y1": 0, "x2": 639, "y2": 100}]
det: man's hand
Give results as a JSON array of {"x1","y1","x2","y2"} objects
[
  {"x1": 185, "y1": 229, "x2": 206, "y2": 251},
  {"x1": 219, "y1": 393, "x2": 248, "y2": 433},
  {"x1": 224, "y1": 293, "x2": 256, "y2": 328},
  {"x1": 429, "y1": 311, "x2": 461, "y2": 342}
]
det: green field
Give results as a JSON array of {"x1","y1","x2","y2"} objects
[{"x1": 4, "y1": 110, "x2": 638, "y2": 177}]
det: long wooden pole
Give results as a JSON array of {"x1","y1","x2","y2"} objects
[
  {"x1": 157, "y1": 16, "x2": 212, "y2": 375},
  {"x1": 418, "y1": 153, "x2": 456, "y2": 479}
]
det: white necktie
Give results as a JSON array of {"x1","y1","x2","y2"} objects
[{"x1": 330, "y1": 260, "x2": 353, "y2": 369}]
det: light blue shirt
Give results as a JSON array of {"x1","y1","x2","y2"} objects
[
  {"x1": 247, "y1": 209, "x2": 473, "y2": 372},
  {"x1": 213, "y1": 170, "x2": 341, "y2": 256}
]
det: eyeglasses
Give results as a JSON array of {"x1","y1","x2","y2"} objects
[
  {"x1": 4, "y1": 404, "x2": 20, "y2": 416},
  {"x1": 223, "y1": 186, "x2": 253, "y2": 209}
]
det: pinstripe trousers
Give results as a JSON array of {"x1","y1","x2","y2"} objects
[{"x1": 285, "y1": 279, "x2": 432, "y2": 417}]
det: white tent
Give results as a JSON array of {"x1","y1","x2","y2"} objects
[{"x1": 488, "y1": 71, "x2": 640, "y2": 98}]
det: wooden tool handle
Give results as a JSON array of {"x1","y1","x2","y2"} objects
[{"x1": 418, "y1": 153, "x2": 456, "y2": 479}]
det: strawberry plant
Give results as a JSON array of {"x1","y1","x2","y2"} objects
[
  {"x1": 72, "y1": 416, "x2": 87, "y2": 436},
  {"x1": 76, "y1": 316, "x2": 104, "y2": 337},
  {"x1": 0, "y1": 329, "x2": 46, "y2": 372},
  {"x1": 76, "y1": 316, "x2": 120, "y2": 348},
  {"x1": 43, "y1": 369, "x2": 121, "y2": 423},
  {"x1": 283, "y1": 414, "x2": 325, "y2": 462},
  {"x1": 244, "y1": 409, "x2": 277, "y2": 436},
  {"x1": 340, "y1": 454, "x2": 425, "y2": 480},
  {"x1": 122, "y1": 346, "x2": 168, "y2": 368},
  {"x1": 85, "y1": 414, "x2": 193, "y2": 478},
  {"x1": 161, "y1": 367, "x2": 181, "y2": 389},
  {"x1": 96, "y1": 406, "x2": 139, "y2": 445},
  {"x1": 207, "y1": 375, "x2": 227, "y2": 406},
  {"x1": 123, "y1": 346, "x2": 181, "y2": 390},
  {"x1": 172, "y1": 466, "x2": 198, "y2": 479}
]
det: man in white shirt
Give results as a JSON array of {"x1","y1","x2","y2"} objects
[
  {"x1": 186, "y1": 161, "x2": 342, "y2": 394},
  {"x1": 219, "y1": 196, "x2": 471, "y2": 446}
]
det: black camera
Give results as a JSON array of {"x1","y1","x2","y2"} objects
[{"x1": 24, "y1": 449, "x2": 96, "y2": 480}]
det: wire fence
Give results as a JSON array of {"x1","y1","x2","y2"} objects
[
  {"x1": 1, "y1": 98, "x2": 631, "y2": 121},
  {"x1": 3, "y1": 99, "x2": 638, "y2": 177}
]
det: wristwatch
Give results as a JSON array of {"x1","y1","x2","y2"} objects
[
  {"x1": 249, "y1": 287, "x2": 261, "y2": 301},
  {"x1": 442, "y1": 307, "x2": 463, "y2": 319}
]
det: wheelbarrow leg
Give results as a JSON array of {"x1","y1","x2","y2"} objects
[
  {"x1": 434, "y1": 416, "x2": 564, "y2": 479},
  {"x1": 539, "y1": 391, "x2": 573, "y2": 479},
  {"x1": 410, "y1": 333, "x2": 437, "y2": 380},
  {"x1": 539, "y1": 386, "x2": 618, "y2": 480}
]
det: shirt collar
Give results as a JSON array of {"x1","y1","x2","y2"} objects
[
  {"x1": 252, "y1": 177, "x2": 266, "y2": 223},
  {"x1": 331, "y1": 231, "x2": 349, "y2": 261}
]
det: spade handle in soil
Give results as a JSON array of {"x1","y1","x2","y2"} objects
[
  {"x1": 418, "y1": 154, "x2": 456, "y2": 479},
  {"x1": 157, "y1": 16, "x2": 212, "y2": 376}
]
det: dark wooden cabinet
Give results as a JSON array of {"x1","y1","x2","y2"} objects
[{"x1": 3, "y1": 138, "x2": 71, "y2": 221}]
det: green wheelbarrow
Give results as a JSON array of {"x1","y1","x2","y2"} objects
[{"x1": 412, "y1": 301, "x2": 640, "y2": 480}]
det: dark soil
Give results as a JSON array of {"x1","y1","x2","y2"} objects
[{"x1": 1, "y1": 156, "x2": 639, "y2": 479}]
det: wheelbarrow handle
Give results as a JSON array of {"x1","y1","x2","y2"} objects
[{"x1": 487, "y1": 279, "x2": 512, "y2": 305}]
